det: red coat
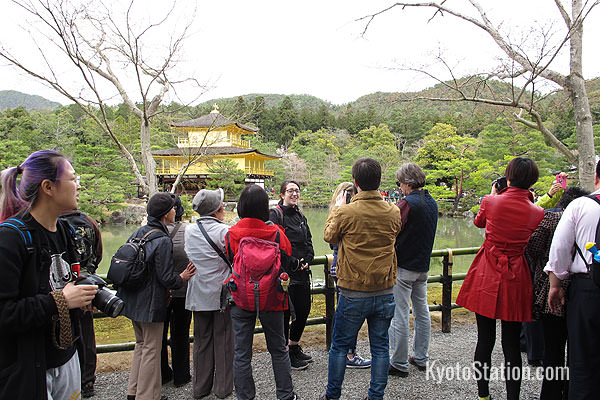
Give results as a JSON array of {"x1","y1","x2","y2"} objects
[
  {"x1": 456, "y1": 187, "x2": 544, "y2": 322},
  {"x1": 226, "y1": 218, "x2": 292, "y2": 257}
]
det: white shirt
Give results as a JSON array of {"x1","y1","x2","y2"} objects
[{"x1": 544, "y1": 189, "x2": 600, "y2": 280}]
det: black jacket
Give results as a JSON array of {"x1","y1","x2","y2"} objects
[
  {"x1": 117, "y1": 217, "x2": 183, "y2": 322},
  {"x1": 0, "y1": 213, "x2": 78, "y2": 400},
  {"x1": 269, "y1": 204, "x2": 314, "y2": 284}
]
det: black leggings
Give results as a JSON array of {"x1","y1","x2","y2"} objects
[
  {"x1": 284, "y1": 284, "x2": 311, "y2": 343},
  {"x1": 474, "y1": 313, "x2": 522, "y2": 400}
]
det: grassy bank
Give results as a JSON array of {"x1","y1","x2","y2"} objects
[{"x1": 95, "y1": 283, "x2": 468, "y2": 346}]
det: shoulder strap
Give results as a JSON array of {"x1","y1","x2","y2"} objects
[
  {"x1": 169, "y1": 222, "x2": 182, "y2": 239},
  {"x1": 226, "y1": 231, "x2": 233, "y2": 259},
  {"x1": 197, "y1": 220, "x2": 232, "y2": 268},
  {"x1": 271, "y1": 205, "x2": 284, "y2": 226},
  {"x1": 1, "y1": 218, "x2": 34, "y2": 251},
  {"x1": 136, "y1": 228, "x2": 163, "y2": 243},
  {"x1": 573, "y1": 194, "x2": 600, "y2": 272}
]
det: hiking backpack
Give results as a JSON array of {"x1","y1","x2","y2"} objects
[
  {"x1": 575, "y1": 194, "x2": 600, "y2": 288},
  {"x1": 226, "y1": 231, "x2": 287, "y2": 316},
  {"x1": 61, "y1": 211, "x2": 98, "y2": 274},
  {"x1": 108, "y1": 228, "x2": 163, "y2": 290}
]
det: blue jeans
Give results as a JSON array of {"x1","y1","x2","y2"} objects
[
  {"x1": 326, "y1": 293, "x2": 395, "y2": 400},
  {"x1": 389, "y1": 269, "x2": 430, "y2": 371}
]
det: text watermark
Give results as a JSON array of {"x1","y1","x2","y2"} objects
[{"x1": 425, "y1": 360, "x2": 569, "y2": 384}]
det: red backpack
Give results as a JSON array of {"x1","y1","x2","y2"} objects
[{"x1": 226, "y1": 231, "x2": 287, "y2": 316}]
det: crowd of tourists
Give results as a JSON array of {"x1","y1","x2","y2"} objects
[{"x1": 1, "y1": 150, "x2": 599, "y2": 400}]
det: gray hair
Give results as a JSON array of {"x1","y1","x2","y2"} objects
[{"x1": 395, "y1": 163, "x2": 426, "y2": 189}]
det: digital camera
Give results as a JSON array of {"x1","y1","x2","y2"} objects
[
  {"x1": 493, "y1": 176, "x2": 508, "y2": 192},
  {"x1": 75, "y1": 275, "x2": 124, "y2": 318},
  {"x1": 345, "y1": 184, "x2": 356, "y2": 204}
]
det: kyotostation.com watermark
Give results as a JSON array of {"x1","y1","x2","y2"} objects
[{"x1": 425, "y1": 360, "x2": 569, "y2": 384}]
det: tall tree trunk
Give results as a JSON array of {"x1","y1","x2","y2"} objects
[
  {"x1": 569, "y1": 0, "x2": 595, "y2": 191},
  {"x1": 140, "y1": 119, "x2": 158, "y2": 196}
]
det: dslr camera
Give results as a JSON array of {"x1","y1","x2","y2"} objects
[
  {"x1": 492, "y1": 176, "x2": 508, "y2": 192},
  {"x1": 344, "y1": 184, "x2": 356, "y2": 204},
  {"x1": 75, "y1": 274, "x2": 124, "y2": 318}
]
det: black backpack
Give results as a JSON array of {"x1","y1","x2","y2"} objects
[
  {"x1": 108, "y1": 228, "x2": 163, "y2": 290},
  {"x1": 61, "y1": 211, "x2": 98, "y2": 274},
  {"x1": 574, "y1": 194, "x2": 600, "y2": 288}
]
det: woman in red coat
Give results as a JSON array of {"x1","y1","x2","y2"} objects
[{"x1": 457, "y1": 157, "x2": 544, "y2": 400}]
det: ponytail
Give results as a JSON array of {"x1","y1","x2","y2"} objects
[
  {"x1": 0, "y1": 166, "x2": 27, "y2": 222},
  {"x1": 0, "y1": 150, "x2": 67, "y2": 222}
]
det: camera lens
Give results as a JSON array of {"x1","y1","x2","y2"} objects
[
  {"x1": 93, "y1": 287, "x2": 124, "y2": 318},
  {"x1": 76, "y1": 275, "x2": 124, "y2": 318}
]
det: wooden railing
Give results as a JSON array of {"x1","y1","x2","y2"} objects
[{"x1": 94, "y1": 246, "x2": 480, "y2": 353}]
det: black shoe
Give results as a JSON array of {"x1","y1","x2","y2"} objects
[
  {"x1": 290, "y1": 353, "x2": 309, "y2": 370},
  {"x1": 82, "y1": 382, "x2": 95, "y2": 398},
  {"x1": 173, "y1": 376, "x2": 191, "y2": 387},
  {"x1": 388, "y1": 365, "x2": 408, "y2": 377},
  {"x1": 409, "y1": 356, "x2": 426, "y2": 372},
  {"x1": 289, "y1": 344, "x2": 313, "y2": 362},
  {"x1": 528, "y1": 359, "x2": 543, "y2": 367},
  {"x1": 161, "y1": 373, "x2": 173, "y2": 385}
]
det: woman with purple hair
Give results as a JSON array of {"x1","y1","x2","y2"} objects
[{"x1": 0, "y1": 150, "x2": 98, "y2": 400}]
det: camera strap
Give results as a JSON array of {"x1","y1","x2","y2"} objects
[{"x1": 197, "y1": 220, "x2": 232, "y2": 270}]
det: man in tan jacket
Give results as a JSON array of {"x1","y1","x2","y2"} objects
[{"x1": 321, "y1": 158, "x2": 402, "y2": 400}]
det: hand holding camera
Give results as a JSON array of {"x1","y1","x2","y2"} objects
[{"x1": 62, "y1": 281, "x2": 97, "y2": 309}]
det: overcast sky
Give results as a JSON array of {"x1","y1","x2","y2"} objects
[{"x1": 1, "y1": 0, "x2": 599, "y2": 106}]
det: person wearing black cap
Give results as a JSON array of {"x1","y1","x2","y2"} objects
[
  {"x1": 160, "y1": 195, "x2": 193, "y2": 387},
  {"x1": 118, "y1": 192, "x2": 196, "y2": 400}
]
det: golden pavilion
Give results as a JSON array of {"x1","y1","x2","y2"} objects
[{"x1": 152, "y1": 106, "x2": 278, "y2": 191}]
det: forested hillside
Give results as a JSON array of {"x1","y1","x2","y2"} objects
[
  {"x1": 1, "y1": 78, "x2": 597, "y2": 222},
  {"x1": 0, "y1": 90, "x2": 61, "y2": 110}
]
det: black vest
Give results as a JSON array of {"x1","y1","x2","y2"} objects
[{"x1": 395, "y1": 189, "x2": 438, "y2": 272}]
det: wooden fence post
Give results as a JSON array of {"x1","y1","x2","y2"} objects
[{"x1": 441, "y1": 249, "x2": 454, "y2": 333}]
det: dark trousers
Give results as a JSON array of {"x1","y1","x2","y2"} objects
[
  {"x1": 76, "y1": 310, "x2": 97, "y2": 386},
  {"x1": 523, "y1": 320, "x2": 545, "y2": 363},
  {"x1": 231, "y1": 306, "x2": 294, "y2": 400},
  {"x1": 474, "y1": 314, "x2": 522, "y2": 400},
  {"x1": 567, "y1": 276, "x2": 600, "y2": 400},
  {"x1": 541, "y1": 314, "x2": 568, "y2": 400},
  {"x1": 283, "y1": 283, "x2": 311, "y2": 343},
  {"x1": 160, "y1": 297, "x2": 192, "y2": 385},
  {"x1": 192, "y1": 310, "x2": 234, "y2": 398}
]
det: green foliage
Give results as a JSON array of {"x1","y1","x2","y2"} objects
[
  {"x1": 0, "y1": 78, "x2": 584, "y2": 216},
  {"x1": 205, "y1": 159, "x2": 246, "y2": 200}
]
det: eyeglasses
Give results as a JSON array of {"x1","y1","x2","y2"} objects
[
  {"x1": 285, "y1": 189, "x2": 300, "y2": 194},
  {"x1": 396, "y1": 181, "x2": 402, "y2": 187}
]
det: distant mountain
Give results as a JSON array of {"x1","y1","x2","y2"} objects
[
  {"x1": 0, "y1": 90, "x2": 61, "y2": 111},
  {"x1": 200, "y1": 93, "x2": 334, "y2": 111}
]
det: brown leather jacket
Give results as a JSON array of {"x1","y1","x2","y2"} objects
[{"x1": 324, "y1": 190, "x2": 402, "y2": 292}]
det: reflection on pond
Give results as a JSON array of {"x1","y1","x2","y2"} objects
[{"x1": 98, "y1": 209, "x2": 484, "y2": 283}]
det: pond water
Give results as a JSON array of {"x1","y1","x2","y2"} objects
[{"x1": 97, "y1": 209, "x2": 484, "y2": 282}]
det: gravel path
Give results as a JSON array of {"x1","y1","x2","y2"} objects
[{"x1": 94, "y1": 322, "x2": 543, "y2": 399}]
